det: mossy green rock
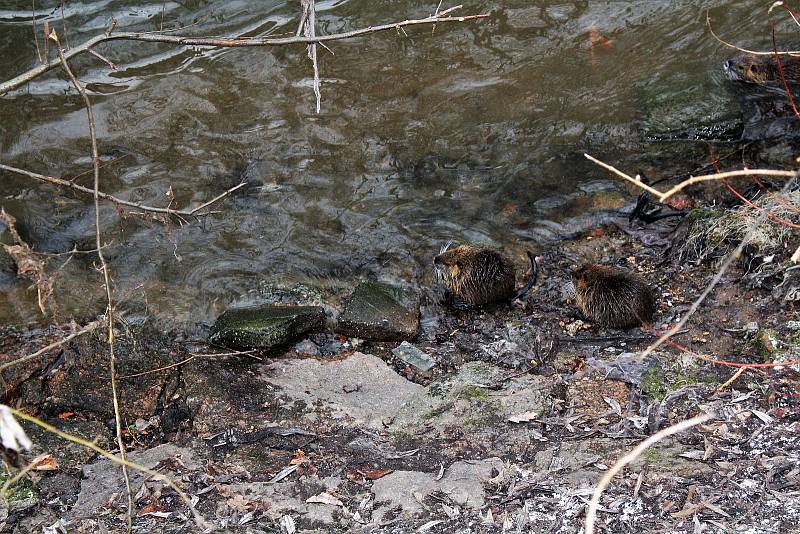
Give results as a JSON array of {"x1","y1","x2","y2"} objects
[
  {"x1": 209, "y1": 304, "x2": 325, "y2": 350},
  {"x1": 336, "y1": 282, "x2": 419, "y2": 341}
]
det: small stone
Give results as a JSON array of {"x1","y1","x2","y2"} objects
[
  {"x1": 392, "y1": 342, "x2": 435, "y2": 372},
  {"x1": 787, "y1": 320, "x2": 800, "y2": 331},
  {"x1": 336, "y1": 282, "x2": 419, "y2": 341},
  {"x1": 294, "y1": 339, "x2": 321, "y2": 356},
  {"x1": 209, "y1": 304, "x2": 325, "y2": 351}
]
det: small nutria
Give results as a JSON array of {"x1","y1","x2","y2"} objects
[
  {"x1": 572, "y1": 264, "x2": 656, "y2": 329},
  {"x1": 724, "y1": 53, "x2": 800, "y2": 84},
  {"x1": 433, "y1": 244, "x2": 538, "y2": 308}
]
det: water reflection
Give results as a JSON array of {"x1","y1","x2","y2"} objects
[{"x1": 0, "y1": 0, "x2": 786, "y2": 326}]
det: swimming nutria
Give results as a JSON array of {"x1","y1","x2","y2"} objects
[
  {"x1": 724, "y1": 53, "x2": 800, "y2": 85},
  {"x1": 433, "y1": 244, "x2": 538, "y2": 308},
  {"x1": 572, "y1": 264, "x2": 656, "y2": 328}
]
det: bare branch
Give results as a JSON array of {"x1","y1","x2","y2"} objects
[
  {"x1": 1, "y1": 9, "x2": 488, "y2": 96},
  {"x1": 0, "y1": 163, "x2": 245, "y2": 218},
  {"x1": 584, "y1": 153, "x2": 797, "y2": 202},
  {"x1": 585, "y1": 412, "x2": 714, "y2": 534}
]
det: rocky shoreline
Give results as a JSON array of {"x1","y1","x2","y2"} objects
[{"x1": 2, "y1": 205, "x2": 799, "y2": 533}]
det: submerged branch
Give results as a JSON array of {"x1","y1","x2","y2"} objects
[
  {"x1": 0, "y1": 8, "x2": 488, "y2": 96},
  {"x1": 0, "y1": 163, "x2": 245, "y2": 218}
]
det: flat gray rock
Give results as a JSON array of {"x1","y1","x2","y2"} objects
[
  {"x1": 371, "y1": 458, "x2": 503, "y2": 520},
  {"x1": 394, "y1": 361, "x2": 552, "y2": 436},
  {"x1": 71, "y1": 444, "x2": 200, "y2": 520},
  {"x1": 335, "y1": 282, "x2": 419, "y2": 341},
  {"x1": 209, "y1": 304, "x2": 324, "y2": 350},
  {"x1": 392, "y1": 341, "x2": 435, "y2": 372},
  {"x1": 262, "y1": 352, "x2": 425, "y2": 430}
]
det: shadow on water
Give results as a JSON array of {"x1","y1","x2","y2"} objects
[{"x1": 0, "y1": 0, "x2": 788, "y2": 326}]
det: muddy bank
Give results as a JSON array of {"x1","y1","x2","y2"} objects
[{"x1": 2, "y1": 211, "x2": 800, "y2": 532}]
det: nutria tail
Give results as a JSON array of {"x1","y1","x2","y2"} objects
[{"x1": 512, "y1": 251, "x2": 538, "y2": 300}]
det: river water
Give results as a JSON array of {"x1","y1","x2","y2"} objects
[{"x1": 0, "y1": 0, "x2": 788, "y2": 327}]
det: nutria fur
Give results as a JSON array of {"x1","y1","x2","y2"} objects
[
  {"x1": 724, "y1": 53, "x2": 800, "y2": 85},
  {"x1": 572, "y1": 264, "x2": 656, "y2": 329},
  {"x1": 434, "y1": 244, "x2": 538, "y2": 308}
]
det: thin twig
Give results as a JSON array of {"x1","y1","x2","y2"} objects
[
  {"x1": 1, "y1": 453, "x2": 47, "y2": 500},
  {"x1": 31, "y1": 1, "x2": 43, "y2": 64},
  {"x1": 0, "y1": 163, "x2": 245, "y2": 218},
  {"x1": 87, "y1": 49, "x2": 117, "y2": 70},
  {"x1": 119, "y1": 348, "x2": 259, "y2": 379},
  {"x1": 0, "y1": 9, "x2": 488, "y2": 96},
  {"x1": 716, "y1": 367, "x2": 746, "y2": 392},
  {"x1": 9, "y1": 407, "x2": 211, "y2": 529},
  {"x1": 50, "y1": 29, "x2": 133, "y2": 531},
  {"x1": 772, "y1": 21, "x2": 800, "y2": 122},
  {"x1": 0, "y1": 319, "x2": 102, "y2": 374},
  {"x1": 584, "y1": 412, "x2": 714, "y2": 534},
  {"x1": 60, "y1": 0, "x2": 69, "y2": 49}
]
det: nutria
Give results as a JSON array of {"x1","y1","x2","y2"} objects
[
  {"x1": 433, "y1": 244, "x2": 538, "y2": 308},
  {"x1": 724, "y1": 53, "x2": 800, "y2": 85},
  {"x1": 572, "y1": 264, "x2": 656, "y2": 328}
]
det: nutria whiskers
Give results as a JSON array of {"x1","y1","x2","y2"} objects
[
  {"x1": 572, "y1": 264, "x2": 656, "y2": 329},
  {"x1": 434, "y1": 244, "x2": 538, "y2": 308}
]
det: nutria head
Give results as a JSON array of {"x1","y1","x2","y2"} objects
[
  {"x1": 572, "y1": 263, "x2": 656, "y2": 329},
  {"x1": 724, "y1": 53, "x2": 800, "y2": 85},
  {"x1": 724, "y1": 54, "x2": 776, "y2": 84}
]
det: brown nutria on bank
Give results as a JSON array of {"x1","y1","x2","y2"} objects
[
  {"x1": 433, "y1": 244, "x2": 538, "y2": 308},
  {"x1": 724, "y1": 53, "x2": 800, "y2": 85},
  {"x1": 572, "y1": 264, "x2": 656, "y2": 329}
]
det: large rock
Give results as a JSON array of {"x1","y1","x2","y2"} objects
[
  {"x1": 209, "y1": 304, "x2": 325, "y2": 350},
  {"x1": 370, "y1": 458, "x2": 504, "y2": 520},
  {"x1": 394, "y1": 361, "x2": 552, "y2": 436},
  {"x1": 262, "y1": 352, "x2": 425, "y2": 430},
  {"x1": 335, "y1": 282, "x2": 419, "y2": 341}
]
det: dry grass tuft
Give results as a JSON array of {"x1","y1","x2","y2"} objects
[{"x1": 680, "y1": 188, "x2": 800, "y2": 267}]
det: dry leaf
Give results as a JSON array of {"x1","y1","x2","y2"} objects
[
  {"x1": 227, "y1": 493, "x2": 253, "y2": 512},
  {"x1": 508, "y1": 411, "x2": 538, "y2": 423},
  {"x1": 362, "y1": 468, "x2": 392, "y2": 480},
  {"x1": 29, "y1": 454, "x2": 59, "y2": 471},
  {"x1": 306, "y1": 492, "x2": 343, "y2": 506}
]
